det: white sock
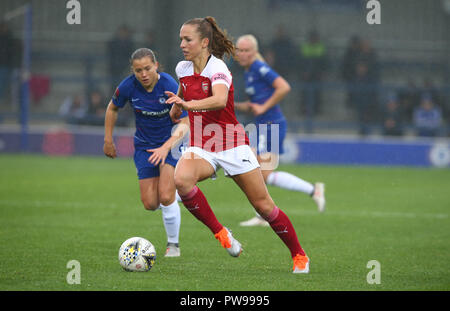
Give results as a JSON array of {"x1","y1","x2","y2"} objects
[
  {"x1": 266, "y1": 171, "x2": 314, "y2": 195},
  {"x1": 160, "y1": 199, "x2": 181, "y2": 245}
]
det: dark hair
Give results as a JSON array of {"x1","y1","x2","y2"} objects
[
  {"x1": 130, "y1": 48, "x2": 157, "y2": 64},
  {"x1": 130, "y1": 48, "x2": 164, "y2": 71},
  {"x1": 183, "y1": 16, "x2": 234, "y2": 59}
]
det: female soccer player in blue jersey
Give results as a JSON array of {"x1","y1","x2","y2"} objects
[
  {"x1": 103, "y1": 48, "x2": 189, "y2": 257},
  {"x1": 235, "y1": 35, "x2": 326, "y2": 227}
]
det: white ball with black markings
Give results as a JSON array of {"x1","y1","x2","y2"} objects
[{"x1": 118, "y1": 237, "x2": 156, "y2": 272}]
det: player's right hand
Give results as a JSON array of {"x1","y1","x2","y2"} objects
[
  {"x1": 165, "y1": 91, "x2": 187, "y2": 109},
  {"x1": 103, "y1": 141, "x2": 117, "y2": 158}
]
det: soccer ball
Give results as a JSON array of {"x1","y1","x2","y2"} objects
[{"x1": 118, "y1": 237, "x2": 156, "y2": 272}]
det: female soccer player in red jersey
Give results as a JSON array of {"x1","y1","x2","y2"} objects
[{"x1": 166, "y1": 17, "x2": 310, "y2": 273}]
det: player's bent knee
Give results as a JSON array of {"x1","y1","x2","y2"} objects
[
  {"x1": 141, "y1": 198, "x2": 159, "y2": 211},
  {"x1": 159, "y1": 193, "x2": 175, "y2": 206},
  {"x1": 143, "y1": 204, "x2": 159, "y2": 211},
  {"x1": 252, "y1": 199, "x2": 275, "y2": 219},
  {"x1": 174, "y1": 173, "x2": 196, "y2": 195}
]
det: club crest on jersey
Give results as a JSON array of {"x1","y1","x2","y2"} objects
[
  {"x1": 202, "y1": 81, "x2": 209, "y2": 94},
  {"x1": 159, "y1": 97, "x2": 166, "y2": 104}
]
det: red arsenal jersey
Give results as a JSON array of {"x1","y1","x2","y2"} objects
[{"x1": 175, "y1": 55, "x2": 249, "y2": 152}]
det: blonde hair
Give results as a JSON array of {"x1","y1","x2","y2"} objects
[{"x1": 236, "y1": 34, "x2": 265, "y2": 62}]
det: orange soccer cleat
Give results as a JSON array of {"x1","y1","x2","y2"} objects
[
  {"x1": 292, "y1": 254, "x2": 310, "y2": 274},
  {"x1": 214, "y1": 227, "x2": 243, "y2": 257}
]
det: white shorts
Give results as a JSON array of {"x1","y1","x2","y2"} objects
[{"x1": 183, "y1": 144, "x2": 260, "y2": 177}]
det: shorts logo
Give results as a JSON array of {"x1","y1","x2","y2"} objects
[{"x1": 202, "y1": 81, "x2": 209, "y2": 94}]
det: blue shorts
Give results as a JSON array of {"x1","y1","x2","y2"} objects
[
  {"x1": 134, "y1": 148, "x2": 178, "y2": 180},
  {"x1": 255, "y1": 120, "x2": 286, "y2": 155}
]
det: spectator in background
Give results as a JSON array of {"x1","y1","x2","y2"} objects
[
  {"x1": 397, "y1": 79, "x2": 420, "y2": 124},
  {"x1": 140, "y1": 29, "x2": 166, "y2": 74},
  {"x1": 59, "y1": 94, "x2": 88, "y2": 125},
  {"x1": 341, "y1": 38, "x2": 379, "y2": 136},
  {"x1": 107, "y1": 25, "x2": 135, "y2": 94},
  {"x1": 356, "y1": 39, "x2": 379, "y2": 78},
  {"x1": 413, "y1": 93, "x2": 443, "y2": 137},
  {"x1": 265, "y1": 25, "x2": 296, "y2": 79},
  {"x1": 421, "y1": 78, "x2": 441, "y2": 108},
  {"x1": 298, "y1": 29, "x2": 328, "y2": 116},
  {"x1": 143, "y1": 29, "x2": 157, "y2": 50},
  {"x1": 382, "y1": 93, "x2": 404, "y2": 137},
  {"x1": 340, "y1": 37, "x2": 379, "y2": 111},
  {"x1": 352, "y1": 61, "x2": 379, "y2": 136},
  {"x1": 340, "y1": 35, "x2": 361, "y2": 109},
  {"x1": 0, "y1": 21, "x2": 15, "y2": 107},
  {"x1": 139, "y1": 29, "x2": 158, "y2": 61},
  {"x1": 85, "y1": 90, "x2": 107, "y2": 126}
]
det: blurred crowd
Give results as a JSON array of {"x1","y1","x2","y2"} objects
[
  {"x1": 1, "y1": 20, "x2": 447, "y2": 137},
  {"x1": 59, "y1": 24, "x2": 143, "y2": 127},
  {"x1": 243, "y1": 25, "x2": 448, "y2": 137},
  {"x1": 0, "y1": 21, "x2": 22, "y2": 110}
]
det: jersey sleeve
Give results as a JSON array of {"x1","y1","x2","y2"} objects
[
  {"x1": 175, "y1": 61, "x2": 192, "y2": 80},
  {"x1": 208, "y1": 58, "x2": 232, "y2": 89},
  {"x1": 111, "y1": 78, "x2": 132, "y2": 108},
  {"x1": 255, "y1": 61, "x2": 279, "y2": 86}
]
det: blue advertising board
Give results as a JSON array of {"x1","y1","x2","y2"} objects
[{"x1": 1, "y1": 126, "x2": 449, "y2": 168}]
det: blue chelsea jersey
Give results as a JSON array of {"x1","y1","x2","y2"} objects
[
  {"x1": 112, "y1": 72, "x2": 187, "y2": 150},
  {"x1": 244, "y1": 60, "x2": 286, "y2": 124}
]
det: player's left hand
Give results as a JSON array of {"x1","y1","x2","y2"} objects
[
  {"x1": 249, "y1": 103, "x2": 266, "y2": 116},
  {"x1": 146, "y1": 145, "x2": 170, "y2": 166}
]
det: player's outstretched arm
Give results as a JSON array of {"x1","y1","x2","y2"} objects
[
  {"x1": 166, "y1": 84, "x2": 229, "y2": 111},
  {"x1": 235, "y1": 101, "x2": 252, "y2": 112}
]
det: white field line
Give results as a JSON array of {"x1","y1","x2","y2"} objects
[
  {"x1": 0, "y1": 199, "x2": 119, "y2": 209},
  {"x1": 0, "y1": 199, "x2": 448, "y2": 220},
  {"x1": 287, "y1": 208, "x2": 448, "y2": 219}
]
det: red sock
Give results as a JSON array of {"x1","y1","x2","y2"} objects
[
  {"x1": 263, "y1": 206, "x2": 306, "y2": 257},
  {"x1": 180, "y1": 186, "x2": 223, "y2": 234}
]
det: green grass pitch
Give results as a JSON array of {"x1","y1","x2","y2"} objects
[{"x1": 0, "y1": 154, "x2": 449, "y2": 291}]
